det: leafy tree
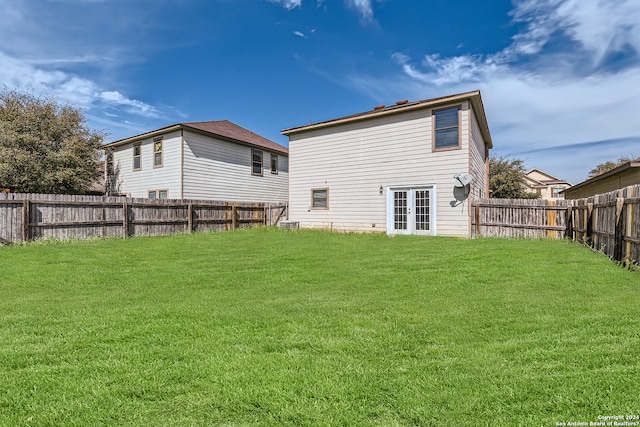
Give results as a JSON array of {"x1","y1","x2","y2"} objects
[
  {"x1": 489, "y1": 155, "x2": 539, "y2": 199},
  {"x1": 0, "y1": 88, "x2": 105, "y2": 194},
  {"x1": 587, "y1": 156, "x2": 634, "y2": 178}
]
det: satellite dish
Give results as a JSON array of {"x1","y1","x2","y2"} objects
[{"x1": 454, "y1": 173, "x2": 474, "y2": 188}]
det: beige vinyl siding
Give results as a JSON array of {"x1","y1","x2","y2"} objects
[
  {"x1": 469, "y1": 104, "x2": 489, "y2": 200},
  {"x1": 564, "y1": 168, "x2": 640, "y2": 199},
  {"x1": 289, "y1": 103, "x2": 473, "y2": 236},
  {"x1": 182, "y1": 130, "x2": 288, "y2": 203},
  {"x1": 111, "y1": 130, "x2": 182, "y2": 198}
]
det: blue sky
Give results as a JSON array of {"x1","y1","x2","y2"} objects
[{"x1": 1, "y1": 0, "x2": 639, "y2": 184}]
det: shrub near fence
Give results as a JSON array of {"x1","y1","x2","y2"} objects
[
  {"x1": 472, "y1": 184, "x2": 640, "y2": 266},
  {"x1": 0, "y1": 193, "x2": 288, "y2": 244}
]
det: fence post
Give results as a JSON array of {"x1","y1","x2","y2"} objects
[
  {"x1": 586, "y1": 203, "x2": 594, "y2": 247},
  {"x1": 613, "y1": 198, "x2": 625, "y2": 262},
  {"x1": 122, "y1": 200, "x2": 129, "y2": 238},
  {"x1": 187, "y1": 203, "x2": 193, "y2": 233},
  {"x1": 232, "y1": 205, "x2": 237, "y2": 230},
  {"x1": 474, "y1": 204, "x2": 481, "y2": 238},
  {"x1": 565, "y1": 206, "x2": 573, "y2": 240},
  {"x1": 22, "y1": 199, "x2": 30, "y2": 242}
]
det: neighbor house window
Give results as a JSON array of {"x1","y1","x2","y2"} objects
[
  {"x1": 153, "y1": 137, "x2": 163, "y2": 168},
  {"x1": 148, "y1": 189, "x2": 168, "y2": 199},
  {"x1": 133, "y1": 143, "x2": 141, "y2": 171},
  {"x1": 434, "y1": 106, "x2": 460, "y2": 150},
  {"x1": 270, "y1": 154, "x2": 278, "y2": 174},
  {"x1": 252, "y1": 149, "x2": 263, "y2": 175},
  {"x1": 553, "y1": 187, "x2": 563, "y2": 198},
  {"x1": 311, "y1": 188, "x2": 329, "y2": 209}
]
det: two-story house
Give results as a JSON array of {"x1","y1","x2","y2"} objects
[
  {"x1": 281, "y1": 90, "x2": 492, "y2": 237},
  {"x1": 104, "y1": 120, "x2": 288, "y2": 203}
]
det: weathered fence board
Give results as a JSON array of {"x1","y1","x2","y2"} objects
[
  {"x1": 0, "y1": 193, "x2": 287, "y2": 244},
  {"x1": 472, "y1": 184, "x2": 640, "y2": 266}
]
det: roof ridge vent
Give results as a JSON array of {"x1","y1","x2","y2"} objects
[
  {"x1": 396, "y1": 99, "x2": 409, "y2": 105},
  {"x1": 373, "y1": 104, "x2": 385, "y2": 110}
]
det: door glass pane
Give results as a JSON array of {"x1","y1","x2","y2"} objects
[
  {"x1": 415, "y1": 190, "x2": 430, "y2": 231},
  {"x1": 394, "y1": 191, "x2": 407, "y2": 230}
]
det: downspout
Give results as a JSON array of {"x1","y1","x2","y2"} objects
[{"x1": 485, "y1": 144, "x2": 490, "y2": 197}]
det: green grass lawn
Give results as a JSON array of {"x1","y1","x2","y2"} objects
[{"x1": 1, "y1": 228, "x2": 639, "y2": 426}]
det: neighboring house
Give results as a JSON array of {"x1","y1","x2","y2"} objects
[
  {"x1": 281, "y1": 90, "x2": 492, "y2": 237},
  {"x1": 103, "y1": 120, "x2": 288, "y2": 203},
  {"x1": 563, "y1": 158, "x2": 640, "y2": 199},
  {"x1": 524, "y1": 169, "x2": 571, "y2": 199}
]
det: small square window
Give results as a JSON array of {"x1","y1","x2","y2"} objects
[
  {"x1": 148, "y1": 189, "x2": 168, "y2": 199},
  {"x1": 252, "y1": 150, "x2": 263, "y2": 175},
  {"x1": 311, "y1": 188, "x2": 328, "y2": 209}
]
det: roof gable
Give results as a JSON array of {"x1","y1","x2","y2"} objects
[
  {"x1": 105, "y1": 120, "x2": 288, "y2": 155},
  {"x1": 526, "y1": 168, "x2": 560, "y2": 182},
  {"x1": 281, "y1": 90, "x2": 492, "y2": 148}
]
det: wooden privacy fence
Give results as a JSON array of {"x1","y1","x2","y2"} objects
[
  {"x1": 0, "y1": 193, "x2": 288, "y2": 244},
  {"x1": 472, "y1": 184, "x2": 640, "y2": 265}
]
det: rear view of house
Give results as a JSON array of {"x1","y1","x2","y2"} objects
[
  {"x1": 104, "y1": 120, "x2": 288, "y2": 203},
  {"x1": 281, "y1": 90, "x2": 492, "y2": 237}
]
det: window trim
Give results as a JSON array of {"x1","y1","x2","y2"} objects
[
  {"x1": 432, "y1": 105, "x2": 462, "y2": 152},
  {"x1": 270, "y1": 153, "x2": 278, "y2": 175},
  {"x1": 153, "y1": 137, "x2": 163, "y2": 168},
  {"x1": 311, "y1": 188, "x2": 329, "y2": 210},
  {"x1": 251, "y1": 149, "x2": 263, "y2": 176},
  {"x1": 148, "y1": 189, "x2": 168, "y2": 200},
  {"x1": 133, "y1": 143, "x2": 142, "y2": 171}
]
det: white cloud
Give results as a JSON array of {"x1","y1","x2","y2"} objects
[
  {"x1": 379, "y1": 0, "x2": 640, "y2": 183},
  {"x1": 345, "y1": 0, "x2": 374, "y2": 22},
  {"x1": 0, "y1": 51, "x2": 161, "y2": 119},
  {"x1": 268, "y1": 0, "x2": 302, "y2": 10},
  {"x1": 270, "y1": 0, "x2": 379, "y2": 22},
  {"x1": 293, "y1": 31, "x2": 306, "y2": 38},
  {"x1": 99, "y1": 91, "x2": 161, "y2": 118}
]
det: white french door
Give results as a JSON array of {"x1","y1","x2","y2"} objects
[{"x1": 387, "y1": 186, "x2": 435, "y2": 235}]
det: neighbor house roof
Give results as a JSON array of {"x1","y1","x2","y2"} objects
[
  {"x1": 281, "y1": 90, "x2": 493, "y2": 148},
  {"x1": 525, "y1": 169, "x2": 571, "y2": 186},
  {"x1": 104, "y1": 120, "x2": 288, "y2": 155},
  {"x1": 562, "y1": 158, "x2": 640, "y2": 196}
]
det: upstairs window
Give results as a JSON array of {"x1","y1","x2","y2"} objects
[
  {"x1": 434, "y1": 106, "x2": 460, "y2": 151},
  {"x1": 252, "y1": 149, "x2": 263, "y2": 176},
  {"x1": 153, "y1": 137, "x2": 163, "y2": 168},
  {"x1": 270, "y1": 154, "x2": 278, "y2": 174},
  {"x1": 133, "y1": 143, "x2": 141, "y2": 171}
]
